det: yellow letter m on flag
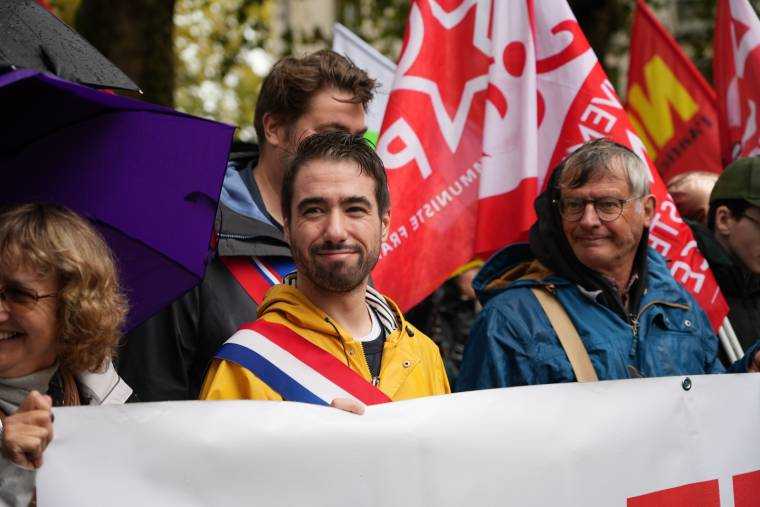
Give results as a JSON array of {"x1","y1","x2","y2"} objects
[{"x1": 628, "y1": 55, "x2": 698, "y2": 149}]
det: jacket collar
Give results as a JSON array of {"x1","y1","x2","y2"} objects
[
  {"x1": 281, "y1": 273, "x2": 399, "y2": 335},
  {"x1": 215, "y1": 202, "x2": 290, "y2": 257}
]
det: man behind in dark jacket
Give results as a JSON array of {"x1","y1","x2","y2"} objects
[
  {"x1": 118, "y1": 50, "x2": 376, "y2": 401},
  {"x1": 689, "y1": 157, "x2": 760, "y2": 362}
]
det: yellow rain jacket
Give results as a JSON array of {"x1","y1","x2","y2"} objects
[{"x1": 200, "y1": 284, "x2": 450, "y2": 402}]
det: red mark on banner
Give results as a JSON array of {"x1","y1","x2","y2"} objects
[
  {"x1": 503, "y1": 41, "x2": 527, "y2": 77},
  {"x1": 486, "y1": 84, "x2": 507, "y2": 118},
  {"x1": 536, "y1": 21, "x2": 589, "y2": 74},
  {"x1": 732, "y1": 18, "x2": 751, "y2": 45},
  {"x1": 733, "y1": 469, "x2": 760, "y2": 507},
  {"x1": 387, "y1": 136, "x2": 407, "y2": 154},
  {"x1": 537, "y1": 91, "x2": 546, "y2": 126},
  {"x1": 627, "y1": 479, "x2": 720, "y2": 507}
]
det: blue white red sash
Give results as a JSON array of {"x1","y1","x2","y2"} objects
[
  {"x1": 221, "y1": 256, "x2": 295, "y2": 304},
  {"x1": 215, "y1": 320, "x2": 392, "y2": 406}
]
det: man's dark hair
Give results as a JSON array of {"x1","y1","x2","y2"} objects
[
  {"x1": 281, "y1": 131, "x2": 390, "y2": 222},
  {"x1": 253, "y1": 50, "x2": 376, "y2": 145},
  {"x1": 707, "y1": 198, "x2": 751, "y2": 231}
]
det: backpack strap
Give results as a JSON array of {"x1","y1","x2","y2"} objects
[{"x1": 530, "y1": 287, "x2": 598, "y2": 382}]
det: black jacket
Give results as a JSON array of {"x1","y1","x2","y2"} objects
[
  {"x1": 117, "y1": 157, "x2": 291, "y2": 401},
  {"x1": 690, "y1": 221, "x2": 760, "y2": 356}
]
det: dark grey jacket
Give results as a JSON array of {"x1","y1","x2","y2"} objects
[
  {"x1": 118, "y1": 161, "x2": 290, "y2": 401},
  {"x1": 690, "y1": 221, "x2": 760, "y2": 360}
]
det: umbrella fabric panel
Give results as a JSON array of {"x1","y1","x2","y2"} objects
[
  {"x1": 1, "y1": 112, "x2": 233, "y2": 279},
  {"x1": 98, "y1": 225, "x2": 201, "y2": 331},
  {"x1": 0, "y1": 70, "x2": 235, "y2": 332},
  {"x1": 0, "y1": 0, "x2": 139, "y2": 91},
  {"x1": 0, "y1": 70, "x2": 173, "y2": 155}
]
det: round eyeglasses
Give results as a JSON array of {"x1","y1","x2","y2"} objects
[{"x1": 553, "y1": 196, "x2": 642, "y2": 222}]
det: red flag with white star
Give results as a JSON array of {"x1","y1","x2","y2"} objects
[
  {"x1": 374, "y1": 0, "x2": 728, "y2": 331},
  {"x1": 714, "y1": 0, "x2": 760, "y2": 163},
  {"x1": 375, "y1": 0, "x2": 491, "y2": 310}
]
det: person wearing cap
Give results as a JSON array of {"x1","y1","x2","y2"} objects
[{"x1": 689, "y1": 157, "x2": 760, "y2": 360}]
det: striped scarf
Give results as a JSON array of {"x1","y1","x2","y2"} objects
[{"x1": 282, "y1": 273, "x2": 399, "y2": 336}]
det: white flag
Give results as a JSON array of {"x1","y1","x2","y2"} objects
[{"x1": 332, "y1": 23, "x2": 397, "y2": 145}]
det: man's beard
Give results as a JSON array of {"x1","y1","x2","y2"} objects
[{"x1": 293, "y1": 240, "x2": 380, "y2": 293}]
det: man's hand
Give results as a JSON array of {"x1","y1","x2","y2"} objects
[
  {"x1": 1, "y1": 391, "x2": 54, "y2": 470},
  {"x1": 749, "y1": 350, "x2": 760, "y2": 373},
  {"x1": 330, "y1": 397, "x2": 365, "y2": 415}
]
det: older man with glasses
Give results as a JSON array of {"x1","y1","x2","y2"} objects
[{"x1": 456, "y1": 139, "x2": 760, "y2": 391}]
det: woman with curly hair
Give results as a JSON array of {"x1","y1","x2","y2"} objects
[{"x1": 0, "y1": 203, "x2": 134, "y2": 506}]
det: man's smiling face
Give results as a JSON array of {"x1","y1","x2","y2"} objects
[
  {"x1": 285, "y1": 158, "x2": 389, "y2": 293},
  {"x1": 560, "y1": 160, "x2": 654, "y2": 280}
]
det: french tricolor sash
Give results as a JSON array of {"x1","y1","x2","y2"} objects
[
  {"x1": 221, "y1": 255, "x2": 296, "y2": 304},
  {"x1": 215, "y1": 320, "x2": 392, "y2": 406}
]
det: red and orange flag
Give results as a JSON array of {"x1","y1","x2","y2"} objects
[{"x1": 625, "y1": 0, "x2": 722, "y2": 183}]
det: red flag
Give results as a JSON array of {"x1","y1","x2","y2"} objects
[
  {"x1": 625, "y1": 0, "x2": 722, "y2": 182},
  {"x1": 714, "y1": 0, "x2": 760, "y2": 163},
  {"x1": 375, "y1": 0, "x2": 491, "y2": 311},
  {"x1": 375, "y1": 0, "x2": 728, "y2": 331}
]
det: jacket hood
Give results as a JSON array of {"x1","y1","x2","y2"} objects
[
  {"x1": 215, "y1": 147, "x2": 290, "y2": 258},
  {"x1": 215, "y1": 203, "x2": 290, "y2": 258},
  {"x1": 473, "y1": 243, "x2": 551, "y2": 306},
  {"x1": 257, "y1": 283, "x2": 409, "y2": 344},
  {"x1": 475, "y1": 161, "x2": 649, "y2": 317}
]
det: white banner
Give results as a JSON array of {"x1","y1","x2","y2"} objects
[
  {"x1": 38, "y1": 374, "x2": 760, "y2": 506},
  {"x1": 331, "y1": 23, "x2": 396, "y2": 144}
]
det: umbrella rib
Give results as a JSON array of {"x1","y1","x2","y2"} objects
[{"x1": 91, "y1": 218, "x2": 208, "y2": 282}]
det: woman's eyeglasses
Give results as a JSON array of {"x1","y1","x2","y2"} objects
[{"x1": 0, "y1": 285, "x2": 57, "y2": 309}]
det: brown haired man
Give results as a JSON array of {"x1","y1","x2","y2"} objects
[
  {"x1": 119, "y1": 50, "x2": 376, "y2": 401},
  {"x1": 201, "y1": 131, "x2": 449, "y2": 409}
]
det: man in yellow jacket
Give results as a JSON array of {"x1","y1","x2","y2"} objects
[{"x1": 201, "y1": 131, "x2": 450, "y2": 410}]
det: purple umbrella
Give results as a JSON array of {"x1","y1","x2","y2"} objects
[{"x1": 0, "y1": 69, "x2": 235, "y2": 331}]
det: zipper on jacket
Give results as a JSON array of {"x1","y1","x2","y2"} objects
[
  {"x1": 217, "y1": 232, "x2": 260, "y2": 241},
  {"x1": 628, "y1": 300, "x2": 691, "y2": 357},
  {"x1": 324, "y1": 316, "x2": 379, "y2": 386},
  {"x1": 629, "y1": 314, "x2": 639, "y2": 357},
  {"x1": 361, "y1": 345, "x2": 380, "y2": 387}
]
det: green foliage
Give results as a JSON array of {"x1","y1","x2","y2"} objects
[
  {"x1": 336, "y1": 0, "x2": 409, "y2": 61},
  {"x1": 48, "y1": 0, "x2": 80, "y2": 25},
  {"x1": 174, "y1": 0, "x2": 272, "y2": 140},
  {"x1": 60, "y1": 0, "x2": 760, "y2": 142}
]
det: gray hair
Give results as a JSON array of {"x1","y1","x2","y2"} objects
[{"x1": 558, "y1": 138, "x2": 651, "y2": 197}]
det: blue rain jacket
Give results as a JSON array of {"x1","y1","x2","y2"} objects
[{"x1": 456, "y1": 243, "x2": 758, "y2": 391}]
